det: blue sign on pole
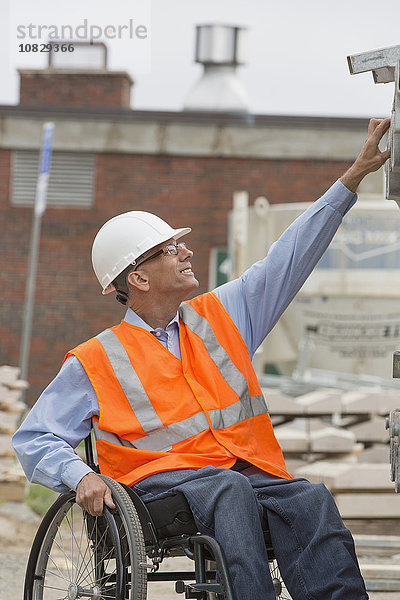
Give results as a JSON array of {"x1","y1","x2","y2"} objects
[
  {"x1": 35, "y1": 122, "x2": 54, "y2": 215},
  {"x1": 40, "y1": 124, "x2": 54, "y2": 174}
]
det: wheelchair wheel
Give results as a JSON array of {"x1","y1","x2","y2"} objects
[
  {"x1": 269, "y1": 558, "x2": 291, "y2": 600},
  {"x1": 24, "y1": 474, "x2": 147, "y2": 600}
]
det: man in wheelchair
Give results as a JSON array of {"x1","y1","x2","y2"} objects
[{"x1": 13, "y1": 118, "x2": 391, "y2": 600}]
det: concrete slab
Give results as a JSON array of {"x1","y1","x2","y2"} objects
[
  {"x1": 319, "y1": 444, "x2": 365, "y2": 462},
  {"x1": 310, "y1": 427, "x2": 356, "y2": 453},
  {"x1": 295, "y1": 461, "x2": 349, "y2": 485},
  {"x1": 364, "y1": 581, "x2": 400, "y2": 592},
  {"x1": 299, "y1": 417, "x2": 329, "y2": 432},
  {"x1": 0, "y1": 459, "x2": 25, "y2": 482},
  {"x1": 274, "y1": 427, "x2": 309, "y2": 452},
  {"x1": 0, "y1": 434, "x2": 15, "y2": 457},
  {"x1": 355, "y1": 534, "x2": 400, "y2": 549},
  {"x1": 363, "y1": 593, "x2": 400, "y2": 599},
  {"x1": 0, "y1": 411, "x2": 21, "y2": 435},
  {"x1": 296, "y1": 462, "x2": 392, "y2": 491},
  {"x1": 0, "y1": 366, "x2": 19, "y2": 385},
  {"x1": 341, "y1": 390, "x2": 383, "y2": 414},
  {"x1": 361, "y1": 563, "x2": 400, "y2": 582},
  {"x1": 296, "y1": 389, "x2": 342, "y2": 415},
  {"x1": 350, "y1": 417, "x2": 388, "y2": 443},
  {"x1": 276, "y1": 417, "x2": 326, "y2": 432},
  {"x1": 358, "y1": 445, "x2": 390, "y2": 464},
  {"x1": 380, "y1": 390, "x2": 400, "y2": 414},
  {"x1": 0, "y1": 392, "x2": 26, "y2": 413},
  {"x1": 263, "y1": 389, "x2": 303, "y2": 415},
  {"x1": 335, "y1": 493, "x2": 400, "y2": 518}
]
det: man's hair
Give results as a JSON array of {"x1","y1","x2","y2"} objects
[
  {"x1": 112, "y1": 264, "x2": 133, "y2": 305},
  {"x1": 112, "y1": 247, "x2": 154, "y2": 304}
]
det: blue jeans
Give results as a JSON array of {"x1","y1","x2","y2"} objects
[{"x1": 133, "y1": 464, "x2": 368, "y2": 600}]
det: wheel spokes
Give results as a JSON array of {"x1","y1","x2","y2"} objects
[{"x1": 35, "y1": 503, "x2": 124, "y2": 599}]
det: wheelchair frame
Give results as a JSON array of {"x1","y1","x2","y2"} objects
[{"x1": 23, "y1": 431, "x2": 287, "y2": 600}]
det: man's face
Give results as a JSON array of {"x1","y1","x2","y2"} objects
[{"x1": 137, "y1": 238, "x2": 199, "y2": 299}]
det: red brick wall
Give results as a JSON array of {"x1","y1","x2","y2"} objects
[
  {"x1": 19, "y1": 72, "x2": 132, "y2": 108},
  {"x1": 0, "y1": 148, "x2": 351, "y2": 404}
]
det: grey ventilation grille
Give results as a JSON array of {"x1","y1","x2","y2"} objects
[{"x1": 11, "y1": 150, "x2": 95, "y2": 208}]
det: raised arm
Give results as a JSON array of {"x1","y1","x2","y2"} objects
[{"x1": 215, "y1": 118, "x2": 391, "y2": 357}]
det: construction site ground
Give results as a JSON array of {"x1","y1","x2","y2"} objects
[{"x1": 2, "y1": 500, "x2": 400, "y2": 600}]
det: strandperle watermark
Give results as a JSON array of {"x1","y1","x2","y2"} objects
[{"x1": 17, "y1": 19, "x2": 148, "y2": 41}]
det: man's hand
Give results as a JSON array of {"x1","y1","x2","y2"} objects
[
  {"x1": 75, "y1": 472, "x2": 116, "y2": 516},
  {"x1": 340, "y1": 118, "x2": 391, "y2": 193}
]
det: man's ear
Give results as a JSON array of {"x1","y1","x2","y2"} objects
[{"x1": 127, "y1": 270, "x2": 150, "y2": 292}]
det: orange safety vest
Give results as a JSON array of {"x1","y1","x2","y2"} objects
[{"x1": 66, "y1": 292, "x2": 291, "y2": 486}]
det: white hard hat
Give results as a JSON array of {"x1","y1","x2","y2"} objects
[{"x1": 92, "y1": 211, "x2": 191, "y2": 294}]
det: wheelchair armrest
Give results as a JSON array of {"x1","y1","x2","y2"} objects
[
  {"x1": 145, "y1": 492, "x2": 198, "y2": 539},
  {"x1": 121, "y1": 485, "x2": 198, "y2": 542}
]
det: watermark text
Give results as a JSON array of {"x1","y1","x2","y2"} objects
[{"x1": 17, "y1": 19, "x2": 148, "y2": 41}]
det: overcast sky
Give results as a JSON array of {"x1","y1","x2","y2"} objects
[{"x1": 1, "y1": 0, "x2": 400, "y2": 117}]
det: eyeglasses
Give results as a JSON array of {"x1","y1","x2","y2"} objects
[{"x1": 134, "y1": 241, "x2": 187, "y2": 269}]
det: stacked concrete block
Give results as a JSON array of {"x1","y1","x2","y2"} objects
[
  {"x1": 266, "y1": 386, "x2": 394, "y2": 462},
  {"x1": 0, "y1": 366, "x2": 28, "y2": 501},
  {"x1": 359, "y1": 563, "x2": 400, "y2": 592},
  {"x1": 274, "y1": 424, "x2": 309, "y2": 453},
  {"x1": 295, "y1": 461, "x2": 400, "y2": 518},
  {"x1": 381, "y1": 389, "x2": 400, "y2": 414},
  {"x1": 309, "y1": 426, "x2": 356, "y2": 453},
  {"x1": 264, "y1": 384, "x2": 400, "y2": 519},
  {"x1": 340, "y1": 389, "x2": 400, "y2": 415},
  {"x1": 265, "y1": 389, "x2": 303, "y2": 416},
  {"x1": 336, "y1": 494, "x2": 400, "y2": 519},
  {"x1": 358, "y1": 445, "x2": 390, "y2": 464},
  {"x1": 296, "y1": 388, "x2": 343, "y2": 415},
  {"x1": 275, "y1": 417, "x2": 359, "y2": 455},
  {"x1": 296, "y1": 462, "x2": 392, "y2": 491},
  {"x1": 349, "y1": 416, "x2": 388, "y2": 444},
  {"x1": 264, "y1": 385, "x2": 400, "y2": 419},
  {"x1": 341, "y1": 390, "x2": 386, "y2": 415}
]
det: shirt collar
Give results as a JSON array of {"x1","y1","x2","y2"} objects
[{"x1": 124, "y1": 306, "x2": 179, "y2": 332}]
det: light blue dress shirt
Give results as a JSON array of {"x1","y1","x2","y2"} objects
[{"x1": 12, "y1": 180, "x2": 356, "y2": 492}]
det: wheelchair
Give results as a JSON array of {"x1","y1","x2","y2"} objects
[{"x1": 23, "y1": 432, "x2": 289, "y2": 600}]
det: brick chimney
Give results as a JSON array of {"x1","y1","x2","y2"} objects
[
  {"x1": 18, "y1": 42, "x2": 133, "y2": 109},
  {"x1": 18, "y1": 68, "x2": 133, "y2": 109}
]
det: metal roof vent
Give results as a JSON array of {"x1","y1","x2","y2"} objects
[
  {"x1": 183, "y1": 24, "x2": 251, "y2": 113},
  {"x1": 48, "y1": 41, "x2": 107, "y2": 69}
]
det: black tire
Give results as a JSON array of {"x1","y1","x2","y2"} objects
[{"x1": 24, "y1": 474, "x2": 147, "y2": 600}]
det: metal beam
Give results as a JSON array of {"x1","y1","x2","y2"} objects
[{"x1": 348, "y1": 45, "x2": 400, "y2": 204}]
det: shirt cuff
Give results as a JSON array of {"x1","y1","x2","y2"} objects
[
  {"x1": 323, "y1": 179, "x2": 357, "y2": 217},
  {"x1": 62, "y1": 459, "x2": 95, "y2": 491}
]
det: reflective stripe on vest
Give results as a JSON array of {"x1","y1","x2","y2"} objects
[
  {"x1": 179, "y1": 302, "x2": 268, "y2": 424},
  {"x1": 95, "y1": 308, "x2": 268, "y2": 452},
  {"x1": 93, "y1": 413, "x2": 210, "y2": 452},
  {"x1": 97, "y1": 329, "x2": 163, "y2": 433}
]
